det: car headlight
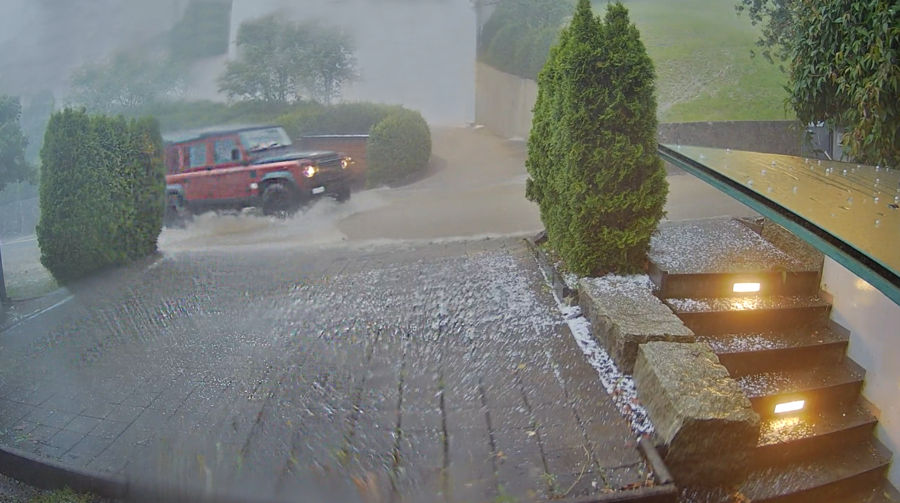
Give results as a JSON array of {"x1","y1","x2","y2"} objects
[
  {"x1": 341, "y1": 157, "x2": 352, "y2": 169},
  {"x1": 304, "y1": 165, "x2": 317, "y2": 178},
  {"x1": 249, "y1": 182, "x2": 259, "y2": 190}
]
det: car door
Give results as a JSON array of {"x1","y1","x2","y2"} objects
[
  {"x1": 180, "y1": 141, "x2": 214, "y2": 202},
  {"x1": 211, "y1": 137, "x2": 254, "y2": 201}
]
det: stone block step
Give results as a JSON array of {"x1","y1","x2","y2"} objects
[
  {"x1": 665, "y1": 296, "x2": 831, "y2": 336},
  {"x1": 648, "y1": 218, "x2": 821, "y2": 298},
  {"x1": 736, "y1": 360, "x2": 865, "y2": 417},
  {"x1": 698, "y1": 327, "x2": 848, "y2": 376},
  {"x1": 649, "y1": 265, "x2": 821, "y2": 299},
  {"x1": 741, "y1": 439, "x2": 890, "y2": 502},
  {"x1": 680, "y1": 440, "x2": 891, "y2": 502},
  {"x1": 754, "y1": 402, "x2": 877, "y2": 466},
  {"x1": 830, "y1": 481, "x2": 900, "y2": 503}
]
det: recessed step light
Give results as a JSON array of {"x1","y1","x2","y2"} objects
[
  {"x1": 733, "y1": 282, "x2": 761, "y2": 293},
  {"x1": 774, "y1": 400, "x2": 805, "y2": 414}
]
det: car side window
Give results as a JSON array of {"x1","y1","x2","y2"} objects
[
  {"x1": 214, "y1": 139, "x2": 239, "y2": 164},
  {"x1": 189, "y1": 143, "x2": 208, "y2": 168}
]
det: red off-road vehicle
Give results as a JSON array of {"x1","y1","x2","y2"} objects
[{"x1": 163, "y1": 125, "x2": 352, "y2": 225}]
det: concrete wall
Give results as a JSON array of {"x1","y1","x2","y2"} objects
[
  {"x1": 299, "y1": 136, "x2": 369, "y2": 182},
  {"x1": 474, "y1": 62, "x2": 804, "y2": 155},
  {"x1": 821, "y1": 257, "x2": 900, "y2": 488},
  {"x1": 0, "y1": 198, "x2": 40, "y2": 239},
  {"x1": 657, "y1": 121, "x2": 803, "y2": 156},
  {"x1": 474, "y1": 62, "x2": 538, "y2": 140},
  {"x1": 229, "y1": 0, "x2": 477, "y2": 126}
]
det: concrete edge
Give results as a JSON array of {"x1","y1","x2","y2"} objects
[
  {"x1": 0, "y1": 442, "x2": 127, "y2": 499},
  {"x1": 522, "y1": 235, "x2": 577, "y2": 303},
  {"x1": 638, "y1": 437, "x2": 673, "y2": 486},
  {"x1": 553, "y1": 484, "x2": 677, "y2": 503},
  {"x1": 0, "y1": 287, "x2": 73, "y2": 334},
  {"x1": 0, "y1": 442, "x2": 299, "y2": 503}
]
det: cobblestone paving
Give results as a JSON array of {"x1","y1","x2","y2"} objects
[{"x1": 0, "y1": 238, "x2": 645, "y2": 502}]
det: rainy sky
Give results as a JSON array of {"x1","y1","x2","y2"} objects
[{"x1": 0, "y1": 0, "x2": 477, "y2": 125}]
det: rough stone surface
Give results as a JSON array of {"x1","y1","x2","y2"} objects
[
  {"x1": 760, "y1": 219, "x2": 825, "y2": 273},
  {"x1": 633, "y1": 342, "x2": 760, "y2": 486},
  {"x1": 578, "y1": 277, "x2": 694, "y2": 374}
]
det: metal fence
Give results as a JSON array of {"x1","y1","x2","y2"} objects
[{"x1": 0, "y1": 197, "x2": 39, "y2": 239}]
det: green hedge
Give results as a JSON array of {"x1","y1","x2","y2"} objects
[
  {"x1": 37, "y1": 109, "x2": 165, "y2": 283},
  {"x1": 276, "y1": 102, "x2": 405, "y2": 139},
  {"x1": 366, "y1": 109, "x2": 431, "y2": 188},
  {"x1": 480, "y1": 0, "x2": 570, "y2": 80},
  {"x1": 169, "y1": 0, "x2": 233, "y2": 61}
]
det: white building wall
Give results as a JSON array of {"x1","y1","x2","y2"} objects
[
  {"x1": 229, "y1": 0, "x2": 477, "y2": 125},
  {"x1": 821, "y1": 256, "x2": 900, "y2": 487}
]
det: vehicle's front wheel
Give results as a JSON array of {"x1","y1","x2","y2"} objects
[
  {"x1": 261, "y1": 183, "x2": 295, "y2": 218},
  {"x1": 335, "y1": 184, "x2": 351, "y2": 203}
]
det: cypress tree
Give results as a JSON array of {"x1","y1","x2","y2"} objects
[{"x1": 526, "y1": 0, "x2": 668, "y2": 276}]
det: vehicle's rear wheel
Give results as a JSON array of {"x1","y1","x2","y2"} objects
[
  {"x1": 164, "y1": 205, "x2": 191, "y2": 229},
  {"x1": 261, "y1": 183, "x2": 295, "y2": 218}
]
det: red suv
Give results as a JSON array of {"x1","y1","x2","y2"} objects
[{"x1": 163, "y1": 125, "x2": 352, "y2": 225}]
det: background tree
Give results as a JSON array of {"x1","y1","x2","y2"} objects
[
  {"x1": 526, "y1": 0, "x2": 667, "y2": 275},
  {"x1": 68, "y1": 50, "x2": 188, "y2": 115},
  {"x1": 219, "y1": 16, "x2": 358, "y2": 104},
  {"x1": 0, "y1": 95, "x2": 33, "y2": 192},
  {"x1": 735, "y1": 0, "x2": 795, "y2": 67},
  {"x1": 298, "y1": 24, "x2": 358, "y2": 104},
  {"x1": 787, "y1": 0, "x2": 900, "y2": 167}
]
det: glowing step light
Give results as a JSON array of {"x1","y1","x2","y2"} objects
[
  {"x1": 774, "y1": 400, "x2": 805, "y2": 414},
  {"x1": 733, "y1": 282, "x2": 761, "y2": 293}
]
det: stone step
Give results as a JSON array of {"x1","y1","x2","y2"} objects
[
  {"x1": 740, "y1": 439, "x2": 891, "y2": 502},
  {"x1": 698, "y1": 327, "x2": 848, "y2": 376},
  {"x1": 665, "y1": 295, "x2": 831, "y2": 336},
  {"x1": 736, "y1": 360, "x2": 865, "y2": 418},
  {"x1": 649, "y1": 265, "x2": 822, "y2": 299},
  {"x1": 830, "y1": 481, "x2": 900, "y2": 503},
  {"x1": 648, "y1": 219, "x2": 820, "y2": 301},
  {"x1": 753, "y1": 402, "x2": 877, "y2": 466}
]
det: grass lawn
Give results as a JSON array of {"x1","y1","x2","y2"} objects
[{"x1": 596, "y1": 0, "x2": 794, "y2": 122}]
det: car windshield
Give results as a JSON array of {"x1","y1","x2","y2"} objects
[{"x1": 239, "y1": 127, "x2": 291, "y2": 152}]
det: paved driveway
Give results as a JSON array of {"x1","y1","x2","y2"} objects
[{"x1": 0, "y1": 238, "x2": 644, "y2": 502}]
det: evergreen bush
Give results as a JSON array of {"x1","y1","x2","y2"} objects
[
  {"x1": 37, "y1": 109, "x2": 165, "y2": 283},
  {"x1": 526, "y1": 0, "x2": 667, "y2": 276}
]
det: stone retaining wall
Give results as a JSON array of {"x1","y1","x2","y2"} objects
[{"x1": 474, "y1": 62, "x2": 805, "y2": 157}]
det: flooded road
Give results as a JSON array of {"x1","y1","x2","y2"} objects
[{"x1": 158, "y1": 126, "x2": 754, "y2": 252}]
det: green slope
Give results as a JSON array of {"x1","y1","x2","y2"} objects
[{"x1": 597, "y1": 0, "x2": 794, "y2": 122}]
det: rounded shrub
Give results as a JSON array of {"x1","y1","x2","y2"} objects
[{"x1": 366, "y1": 109, "x2": 431, "y2": 188}]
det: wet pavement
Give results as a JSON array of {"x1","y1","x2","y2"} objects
[{"x1": 0, "y1": 238, "x2": 646, "y2": 502}]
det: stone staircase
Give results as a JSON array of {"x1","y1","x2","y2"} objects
[{"x1": 647, "y1": 218, "x2": 898, "y2": 503}]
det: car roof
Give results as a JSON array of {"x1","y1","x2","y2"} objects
[{"x1": 162, "y1": 124, "x2": 282, "y2": 144}]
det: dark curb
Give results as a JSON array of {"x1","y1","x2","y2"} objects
[
  {"x1": 0, "y1": 287, "x2": 73, "y2": 334},
  {"x1": 0, "y1": 441, "x2": 330, "y2": 503},
  {"x1": 0, "y1": 442, "x2": 127, "y2": 500},
  {"x1": 523, "y1": 235, "x2": 577, "y2": 303}
]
